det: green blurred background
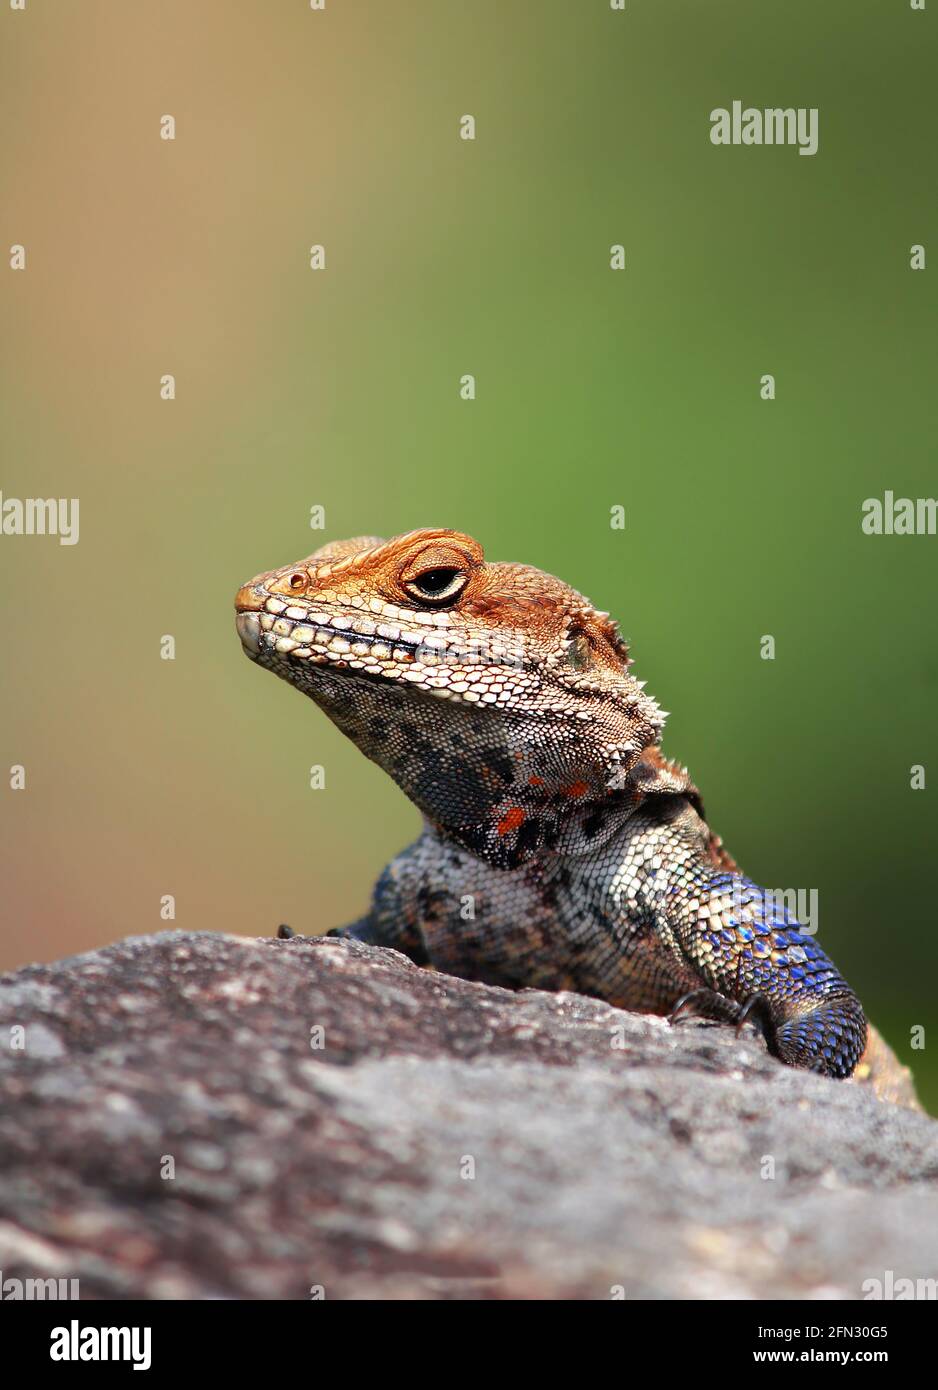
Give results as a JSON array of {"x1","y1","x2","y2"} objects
[{"x1": 2, "y1": 2, "x2": 935, "y2": 1108}]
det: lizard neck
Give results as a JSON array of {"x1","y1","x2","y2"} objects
[
  {"x1": 438, "y1": 744, "x2": 701, "y2": 869},
  {"x1": 441, "y1": 789, "x2": 641, "y2": 868},
  {"x1": 303, "y1": 665, "x2": 657, "y2": 869}
]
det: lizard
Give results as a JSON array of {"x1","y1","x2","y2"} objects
[{"x1": 235, "y1": 527, "x2": 919, "y2": 1107}]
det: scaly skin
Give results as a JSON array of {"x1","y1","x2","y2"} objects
[{"x1": 235, "y1": 528, "x2": 918, "y2": 1102}]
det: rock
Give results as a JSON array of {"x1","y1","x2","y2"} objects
[{"x1": 0, "y1": 931, "x2": 935, "y2": 1300}]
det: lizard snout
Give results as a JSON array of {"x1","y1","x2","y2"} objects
[
  {"x1": 235, "y1": 582, "x2": 267, "y2": 657},
  {"x1": 234, "y1": 582, "x2": 266, "y2": 613},
  {"x1": 235, "y1": 610, "x2": 262, "y2": 656}
]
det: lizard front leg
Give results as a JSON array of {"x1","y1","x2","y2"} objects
[
  {"x1": 325, "y1": 836, "x2": 430, "y2": 965},
  {"x1": 603, "y1": 800, "x2": 868, "y2": 1079},
  {"x1": 328, "y1": 822, "x2": 581, "y2": 992},
  {"x1": 677, "y1": 871, "x2": 867, "y2": 1077}
]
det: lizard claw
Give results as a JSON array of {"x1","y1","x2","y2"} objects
[
  {"x1": 669, "y1": 988, "x2": 780, "y2": 1056},
  {"x1": 668, "y1": 988, "x2": 736, "y2": 1026},
  {"x1": 734, "y1": 992, "x2": 774, "y2": 1041},
  {"x1": 739, "y1": 995, "x2": 772, "y2": 1039}
]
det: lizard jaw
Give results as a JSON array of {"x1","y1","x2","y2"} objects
[
  {"x1": 237, "y1": 608, "x2": 466, "y2": 696},
  {"x1": 234, "y1": 591, "x2": 545, "y2": 709}
]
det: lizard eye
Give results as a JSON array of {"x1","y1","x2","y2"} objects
[
  {"x1": 402, "y1": 566, "x2": 467, "y2": 607},
  {"x1": 288, "y1": 572, "x2": 308, "y2": 592}
]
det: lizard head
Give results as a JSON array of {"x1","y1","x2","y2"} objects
[{"x1": 235, "y1": 528, "x2": 664, "y2": 866}]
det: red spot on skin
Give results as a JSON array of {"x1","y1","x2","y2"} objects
[
  {"x1": 564, "y1": 781, "x2": 590, "y2": 798},
  {"x1": 497, "y1": 807, "x2": 526, "y2": 836},
  {"x1": 528, "y1": 776, "x2": 544, "y2": 787}
]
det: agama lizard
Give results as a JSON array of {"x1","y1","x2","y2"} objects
[{"x1": 235, "y1": 528, "x2": 918, "y2": 1105}]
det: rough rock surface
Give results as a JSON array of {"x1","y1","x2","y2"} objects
[{"x1": 0, "y1": 931, "x2": 935, "y2": 1300}]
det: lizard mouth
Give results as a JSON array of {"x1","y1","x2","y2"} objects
[
  {"x1": 235, "y1": 596, "x2": 527, "y2": 702},
  {"x1": 237, "y1": 609, "x2": 427, "y2": 665}
]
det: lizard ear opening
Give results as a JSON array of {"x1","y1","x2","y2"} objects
[{"x1": 564, "y1": 627, "x2": 596, "y2": 670}]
